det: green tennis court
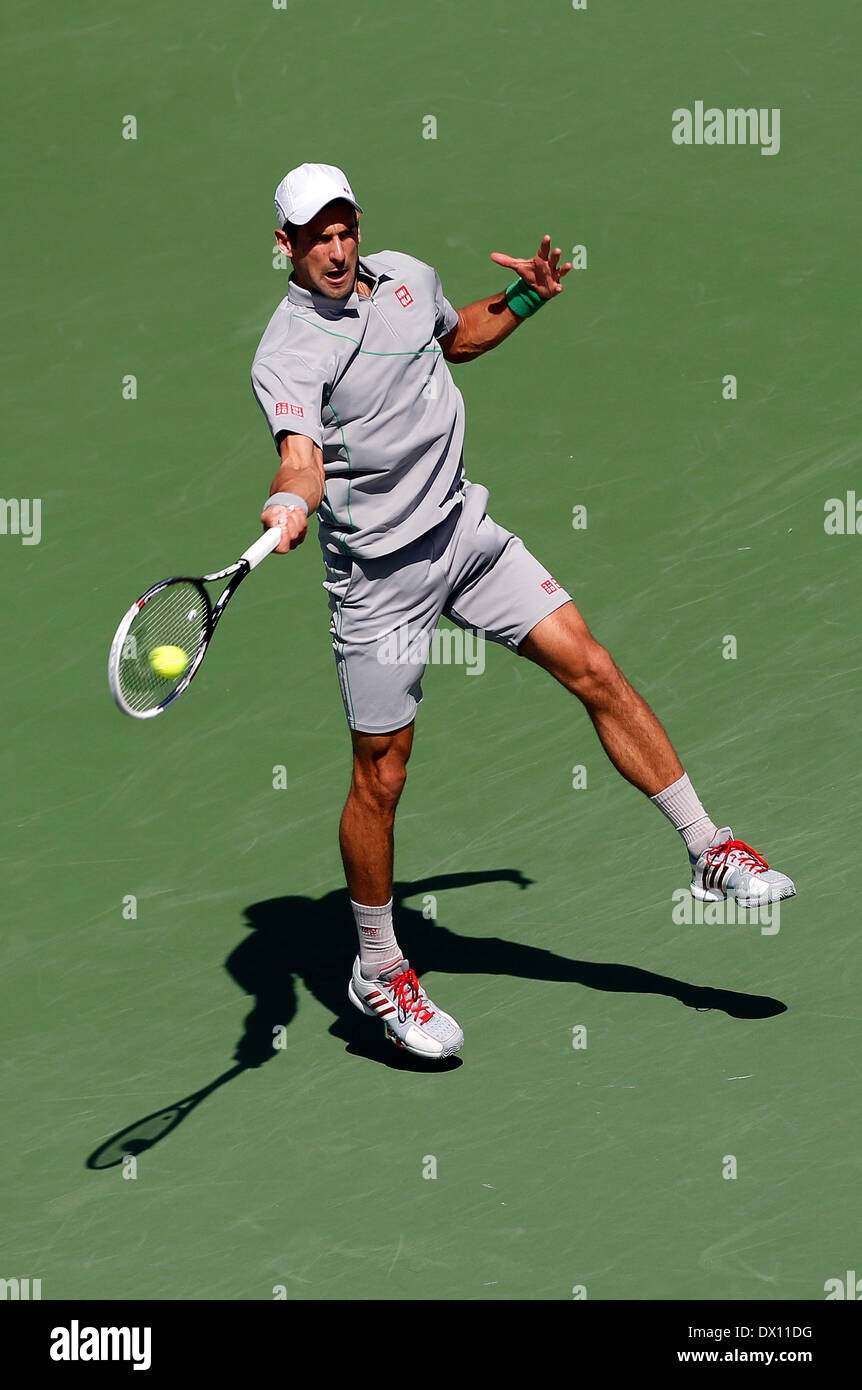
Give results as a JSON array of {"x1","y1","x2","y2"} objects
[{"x1": 2, "y1": 0, "x2": 859, "y2": 1301}]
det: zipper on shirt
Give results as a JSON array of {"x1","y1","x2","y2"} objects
[
  {"x1": 358, "y1": 270, "x2": 398, "y2": 338},
  {"x1": 368, "y1": 297, "x2": 398, "y2": 338},
  {"x1": 353, "y1": 269, "x2": 397, "y2": 337}
]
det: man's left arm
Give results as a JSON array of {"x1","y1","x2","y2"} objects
[{"x1": 438, "y1": 235, "x2": 572, "y2": 364}]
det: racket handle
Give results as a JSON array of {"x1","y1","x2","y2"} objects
[{"x1": 240, "y1": 526, "x2": 283, "y2": 571}]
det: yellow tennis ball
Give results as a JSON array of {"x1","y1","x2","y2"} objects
[{"x1": 149, "y1": 645, "x2": 189, "y2": 679}]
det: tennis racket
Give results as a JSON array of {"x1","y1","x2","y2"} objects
[{"x1": 108, "y1": 527, "x2": 283, "y2": 719}]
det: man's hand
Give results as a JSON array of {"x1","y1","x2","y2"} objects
[
  {"x1": 260, "y1": 502, "x2": 307, "y2": 554},
  {"x1": 490, "y1": 234, "x2": 572, "y2": 300}
]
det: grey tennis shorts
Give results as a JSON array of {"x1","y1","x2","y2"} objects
[{"x1": 322, "y1": 480, "x2": 572, "y2": 733}]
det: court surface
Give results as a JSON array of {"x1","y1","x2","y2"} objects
[{"x1": 1, "y1": 0, "x2": 859, "y2": 1300}]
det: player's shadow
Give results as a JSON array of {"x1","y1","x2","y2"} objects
[
  {"x1": 86, "y1": 868, "x2": 786, "y2": 1167},
  {"x1": 228, "y1": 869, "x2": 787, "y2": 1073}
]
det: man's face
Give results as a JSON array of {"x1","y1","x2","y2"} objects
[{"x1": 276, "y1": 199, "x2": 360, "y2": 299}]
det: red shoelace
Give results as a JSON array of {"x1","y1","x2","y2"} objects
[
  {"x1": 389, "y1": 968, "x2": 435, "y2": 1024},
  {"x1": 706, "y1": 839, "x2": 769, "y2": 874}
]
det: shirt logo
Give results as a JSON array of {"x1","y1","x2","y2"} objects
[
  {"x1": 541, "y1": 578, "x2": 562, "y2": 594},
  {"x1": 395, "y1": 284, "x2": 414, "y2": 307},
  {"x1": 275, "y1": 402, "x2": 305, "y2": 417}
]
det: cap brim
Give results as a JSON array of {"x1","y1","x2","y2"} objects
[{"x1": 289, "y1": 194, "x2": 363, "y2": 227}]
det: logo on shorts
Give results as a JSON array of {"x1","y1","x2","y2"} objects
[
  {"x1": 541, "y1": 577, "x2": 562, "y2": 594},
  {"x1": 395, "y1": 284, "x2": 414, "y2": 307},
  {"x1": 275, "y1": 402, "x2": 305, "y2": 418}
]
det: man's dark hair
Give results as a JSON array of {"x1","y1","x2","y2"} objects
[{"x1": 281, "y1": 202, "x2": 358, "y2": 247}]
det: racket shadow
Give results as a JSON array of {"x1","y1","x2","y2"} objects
[{"x1": 85, "y1": 1065, "x2": 246, "y2": 1170}]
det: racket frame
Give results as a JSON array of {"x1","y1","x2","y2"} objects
[{"x1": 108, "y1": 526, "x2": 282, "y2": 719}]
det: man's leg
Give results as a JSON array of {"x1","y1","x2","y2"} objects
[
  {"x1": 340, "y1": 722, "x2": 413, "y2": 917},
  {"x1": 340, "y1": 721, "x2": 465, "y2": 1056},
  {"x1": 441, "y1": 490, "x2": 794, "y2": 904},
  {"x1": 518, "y1": 601, "x2": 722, "y2": 861},
  {"x1": 518, "y1": 601, "x2": 684, "y2": 797},
  {"x1": 517, "y1": 600, "x2": 796, "y2": 903}
]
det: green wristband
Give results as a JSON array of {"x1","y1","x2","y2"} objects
[{"x1": 504, "y1": 278, "x2": 548, "y2": 319}]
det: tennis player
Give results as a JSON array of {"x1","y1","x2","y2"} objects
[{"x1": 251, "y1": 162, "x2": 795, "y2": 1060}]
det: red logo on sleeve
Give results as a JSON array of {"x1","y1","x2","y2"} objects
[
  {"x1": 541, "y1": 578, "x2": 562, "y2": 594},
  {"x1": 395, "y1": 285, "x2": 414, "y2": 307},
  {"x1": 275, "y1": 402, "x2": 305, "y2": 417}
]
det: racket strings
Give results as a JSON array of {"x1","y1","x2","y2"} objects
[{"x1": 116, "y1": 580, "x2": 209, "y2": 714}]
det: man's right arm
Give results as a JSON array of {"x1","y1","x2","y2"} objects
[{"x1": 261, "y1": 431, "x2": 326, "y2": 554}]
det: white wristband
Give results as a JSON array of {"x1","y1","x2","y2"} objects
[{"x1": 263, "y1": 491, "x2": 309, "y2": 516}]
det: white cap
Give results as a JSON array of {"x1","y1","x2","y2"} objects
[{"x1": 274, "y1": 162, "x2": 363, "y2": 228}]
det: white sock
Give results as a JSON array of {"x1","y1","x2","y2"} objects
[
  {"x1": 650, "y1": 773, "x2": 717, "y2": 861},
  {"x1": 351, "y1": 898, "x2": 402, "y2": 979}
]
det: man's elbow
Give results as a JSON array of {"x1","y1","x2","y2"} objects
[
  {"x1": 439, "y1": 315, "x2": 470, "y2": 364},
  {"x1": 443, "y1": 340, "x2": 482, "y2": 364},
  {"x1": 441, "y1": 330, "x2": 479, "y2": 364}
]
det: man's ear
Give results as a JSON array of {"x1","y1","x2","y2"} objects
[{"x1": 274, "y1": 227, "x2": 294, "y2": 258}]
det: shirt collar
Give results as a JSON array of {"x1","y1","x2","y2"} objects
[{"x1": 286, "y1": 255, "x2": 398, "y2": 318}]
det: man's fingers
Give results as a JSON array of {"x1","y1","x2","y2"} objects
[
  {"x1": 260, "y1": 505, "x2": 307, "y2": 554},
  {"x1": 493, "y1": 240, "x2": 573, "y2": 294},
  {"x1": 279, "y1": 520, "x2": 307, "y2": 553}
]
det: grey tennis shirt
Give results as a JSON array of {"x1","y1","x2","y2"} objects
[{"x1": 251, "y1": 251, "x2": 465, "y2": 558}]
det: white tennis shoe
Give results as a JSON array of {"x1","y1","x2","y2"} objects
[
  {"x1": 690, "y1": 827, "x2": 796, "y2": 908},
  {"x1": 348, "y1": 957, "x2": 464, "y2": 1059}
]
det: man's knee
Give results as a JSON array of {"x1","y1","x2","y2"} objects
[
  {"x1": 350, "y1": 728, "x2": 412, "y2": 810},
  {"x1": 575, "y1": 639, "x2": 620, "y2": 697},
  {"x1": 361, "y1": 752, "x2": 408, "y2": 808},
  {"x1": 546, "y1": 633, "x2": 624, "y2": 704},
  {"x1": 522, "y1": 605, "x2": 622, "y2": 699}
]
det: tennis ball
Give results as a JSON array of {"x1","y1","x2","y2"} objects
[{"x1": 149, "y1": 645, "x2": 189, "y2": 679}]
